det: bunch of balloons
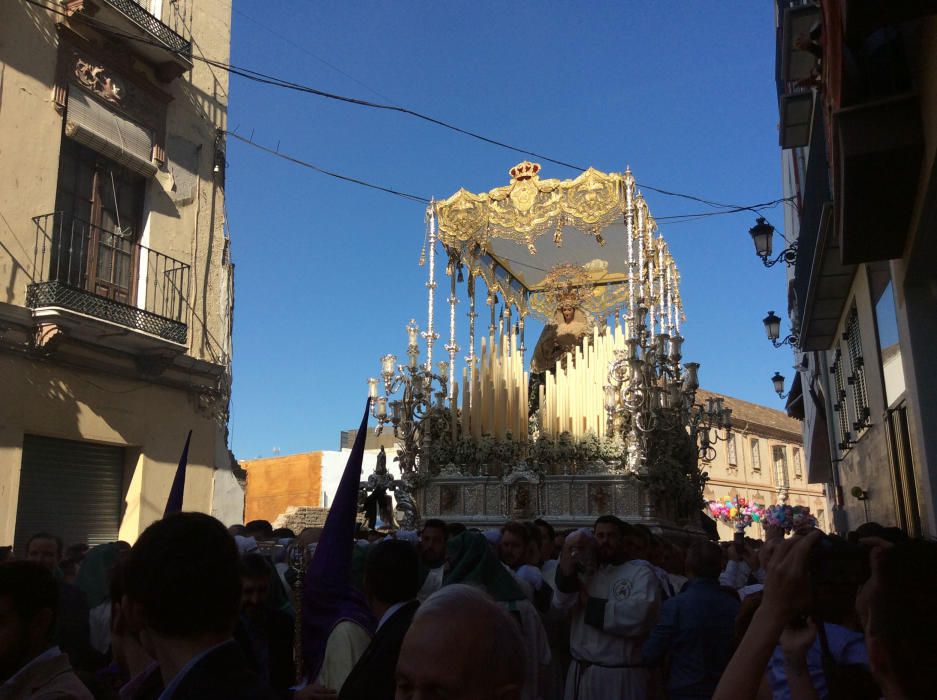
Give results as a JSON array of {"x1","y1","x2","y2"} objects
[
  {"x1": 765, "y1": 504, "x2": 817, "y2": 533},
  {"x1": 707, "y1": 496, "x2": 766, "y2": 530}
]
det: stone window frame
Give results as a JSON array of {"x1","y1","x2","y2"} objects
[
  {"x1": 53, "y1": 26, "x2": 171, "y2": 166},
  {"x1": 772, "y1": 444, "x2": 790, "y2": 490}
]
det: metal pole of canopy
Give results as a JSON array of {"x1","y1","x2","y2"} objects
[
  {"x1": 446, "y1": 251, "x2": 459, "y2": 402},
  {"x1": 466, "y1": 273, "x2": 477, "y2": 377},
  {"x1": 423, "y1": 203, "x2": 439, "y2": 372}
]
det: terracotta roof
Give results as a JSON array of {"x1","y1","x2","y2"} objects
[{"x1": 697, "y1": 387, "x2": 802, "y2": 440}]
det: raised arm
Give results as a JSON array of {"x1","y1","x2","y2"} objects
[{"x1": 713, "y1": 530, "x2": 821, "y2": 700}]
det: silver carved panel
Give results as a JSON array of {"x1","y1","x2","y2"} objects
[
  {"x1": 614, "y1": 482, "x2": 640, "y2": 517},
  {"x1": 589, "y1": 483, "x2": 613, "y2": 515},
  {"x1": 571, "y1": 483, "x2": 587, "y2": 516},
  {"x1": 425, "y1": 484, "x2": 440, "y2": 517},
  {"x1": 510, "y1": 482, "x2": 535, "y2": 520},
  {"x1": 485, "y1": 484, "x2": 502, "y2": 516},
  {"x1": 440, "y1": 485, "x2": 461, "y2": 516},
  {"x1": 464, "y1": 485, "x2": 482, "y2": 516},
  {"x1": 547, "y1": 483, "x2": 566, "y2": 515}
]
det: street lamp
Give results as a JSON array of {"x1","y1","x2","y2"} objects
[
  {"x1": 749, "y1": 217, "x2": 797, "y2": 268},
  {"x1": 771, "y1": 371, "x2": 789, "y2": 399},
  {"x1": 763, "y1": 310, "x2": 798, "y2": 348}
]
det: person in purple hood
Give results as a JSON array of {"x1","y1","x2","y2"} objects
[{"x1": 295, "y1": 401, "x2": 375, "y2": 698}]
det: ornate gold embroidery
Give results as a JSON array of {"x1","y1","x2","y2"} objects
[
  {"x1": 439, "y1": 163, "x2": 685, "y2": 326},
  {"x1": 436, "y1": 164, "x2": 629, "y2": 248}
]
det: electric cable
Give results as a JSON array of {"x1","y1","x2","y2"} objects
[
  {"x1": 226, "y1": 132, "x2": 430, "y2": 204},
  {"x1": 22, "y1": 0, "x2": 789, "y2": 219},
  {"x1": 24, "y1": 0, "x2": 793, "y2": 223}
]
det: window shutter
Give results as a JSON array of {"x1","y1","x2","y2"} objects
[
  {"x1": 845, "y1": 307, "x2": 870, "y2": 431},
  {"x1": 14, "y1": 435, "x2": 125, "y2": 555},
  {"x1": 65, "y1": 87, "x2": 157, "y2": 177}
]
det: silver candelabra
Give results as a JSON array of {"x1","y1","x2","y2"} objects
[{"x1": 369, "y1": 319, "x2": 450, "y2": 474}]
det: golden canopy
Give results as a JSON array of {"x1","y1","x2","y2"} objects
[{"x1": 434, "y1": 162, "x2": 680, "y2": 323}]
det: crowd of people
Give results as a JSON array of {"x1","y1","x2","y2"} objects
[{"x1": 1, "y1": 511, "x2": 935, "y2": 699}]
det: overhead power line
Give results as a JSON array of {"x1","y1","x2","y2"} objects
[
  {"x1": 231, "y1": 7, "x2": 402, "y2": 107},
  {"x1": 227, "y1": 132, "x2": 791, "y2": 227},
  {"x1": 23, "y1": 0, "x2": 793, "y2": 220},
  {"x1": 225, "y1": 132, "x2": 430, "y2": 204}
]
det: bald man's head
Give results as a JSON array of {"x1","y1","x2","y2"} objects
[{"x1": 395, "y1": 584, "x2": 526, "y2": 700}]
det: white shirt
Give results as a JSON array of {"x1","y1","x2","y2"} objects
[
  {"x1": 542, "y1": 559, "x2": 559, "y2": 589},
  {"x1": 719, "y1": 559, "x2": 751, "y2": 589},
  {"x1": 2, "y1": 646, "x2": 61, "y2": 690},
  {"x1": 377, "y1": 601, "x2": 408, "y2": 632},
  {"x1": 417, "y1": 565, "x2": 444, "y2": 602},
  {"x1": 316, "y1": 620, "x2": 371, "y2": 692},
  {"x1": 158, "y1": 640, "x2": 232, "y2": 699}
]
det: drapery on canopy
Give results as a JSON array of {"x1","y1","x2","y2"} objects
[{"x1": 433, "y1": 162, "x2": 682, "y2": 323}]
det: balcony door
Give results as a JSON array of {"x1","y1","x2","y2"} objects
[{"x1": 54, "y1": 139, "x2": 145, "y2": 306}]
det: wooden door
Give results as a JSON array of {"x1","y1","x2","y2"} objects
[
  {"x1": 89, "y1": 164, "x2": 142, "y2": 305},
  {"x1": 55, "y1": 140, "x2": 144, "y2": 304}
]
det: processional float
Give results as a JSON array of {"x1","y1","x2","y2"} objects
[{"x1": 363, "y1": 162, "x2": 732, "y2": 531}]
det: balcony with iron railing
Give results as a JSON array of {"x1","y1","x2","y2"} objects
[
  {"x1": 66, "y1": 0, "x2": 193, "y2": 78},
  {"x1": 28, "y1": 212, "x2": 190, "y2": 347}
]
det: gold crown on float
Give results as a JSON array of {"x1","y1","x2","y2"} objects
[
  {"x1": 541, "y1": 263, "x2": 593, "y2": 311},
  {"x1": 509, "y1": 161, "x2": 541, "y2": 181}
]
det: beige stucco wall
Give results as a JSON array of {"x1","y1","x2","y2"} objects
[
  {"x1": 0, "y1": 0, "x2": 238, "y2": 545},
  {"x1": 0, "y1": 353, "x2": 221, "y2": 542},
  {"x1": 0, "y1": 3, "x2": 64, "y2": 304},
  {"x1": 0, "y1": 0, "x2": 232, "y2": 358}
]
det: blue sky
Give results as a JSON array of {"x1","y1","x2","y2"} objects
[{"x1": 226, "y1": 1, "x2": 794, "y2": 458}]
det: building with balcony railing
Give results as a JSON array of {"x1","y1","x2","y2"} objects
[
  {"x1": 772, "y1": 1, "x2": 937, "y2": 537},
  {"x1": 0, "y1": 0, "x2": 238, "y2": 550}
]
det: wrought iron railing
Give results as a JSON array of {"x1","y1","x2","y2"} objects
[
  {"x1": 28, "y1": 212, "x2": 190, "y2": 345},
  {"x1": 104, "y1": 0, "x2": 193, "y2": 59}
]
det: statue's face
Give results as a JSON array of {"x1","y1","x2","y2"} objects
[{"x1": 560, "y1": 306, "x2": 575, "y2": 323}]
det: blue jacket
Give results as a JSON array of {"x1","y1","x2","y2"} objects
[{"x1": 641, "y1": 577, "x2": 740, "y2": 698}]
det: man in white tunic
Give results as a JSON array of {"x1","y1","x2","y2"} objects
[{"x1": 553, "y1": 516, "x2": 661, "y2": 700}]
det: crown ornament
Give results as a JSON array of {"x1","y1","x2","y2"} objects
[
  {"x1": 540, "y1": 263, "x2": 593, "y2": 312},
  {"x1": 509, "y1": 161, "x2": 541, "y2": 181}
]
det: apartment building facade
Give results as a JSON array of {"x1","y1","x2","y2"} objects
[
  {"x1": 773, "y1": 1, "x2": 937, "y2": 535},
  {"x1": 0, "y1": 0, "x2": 239, "y2": 551}
]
